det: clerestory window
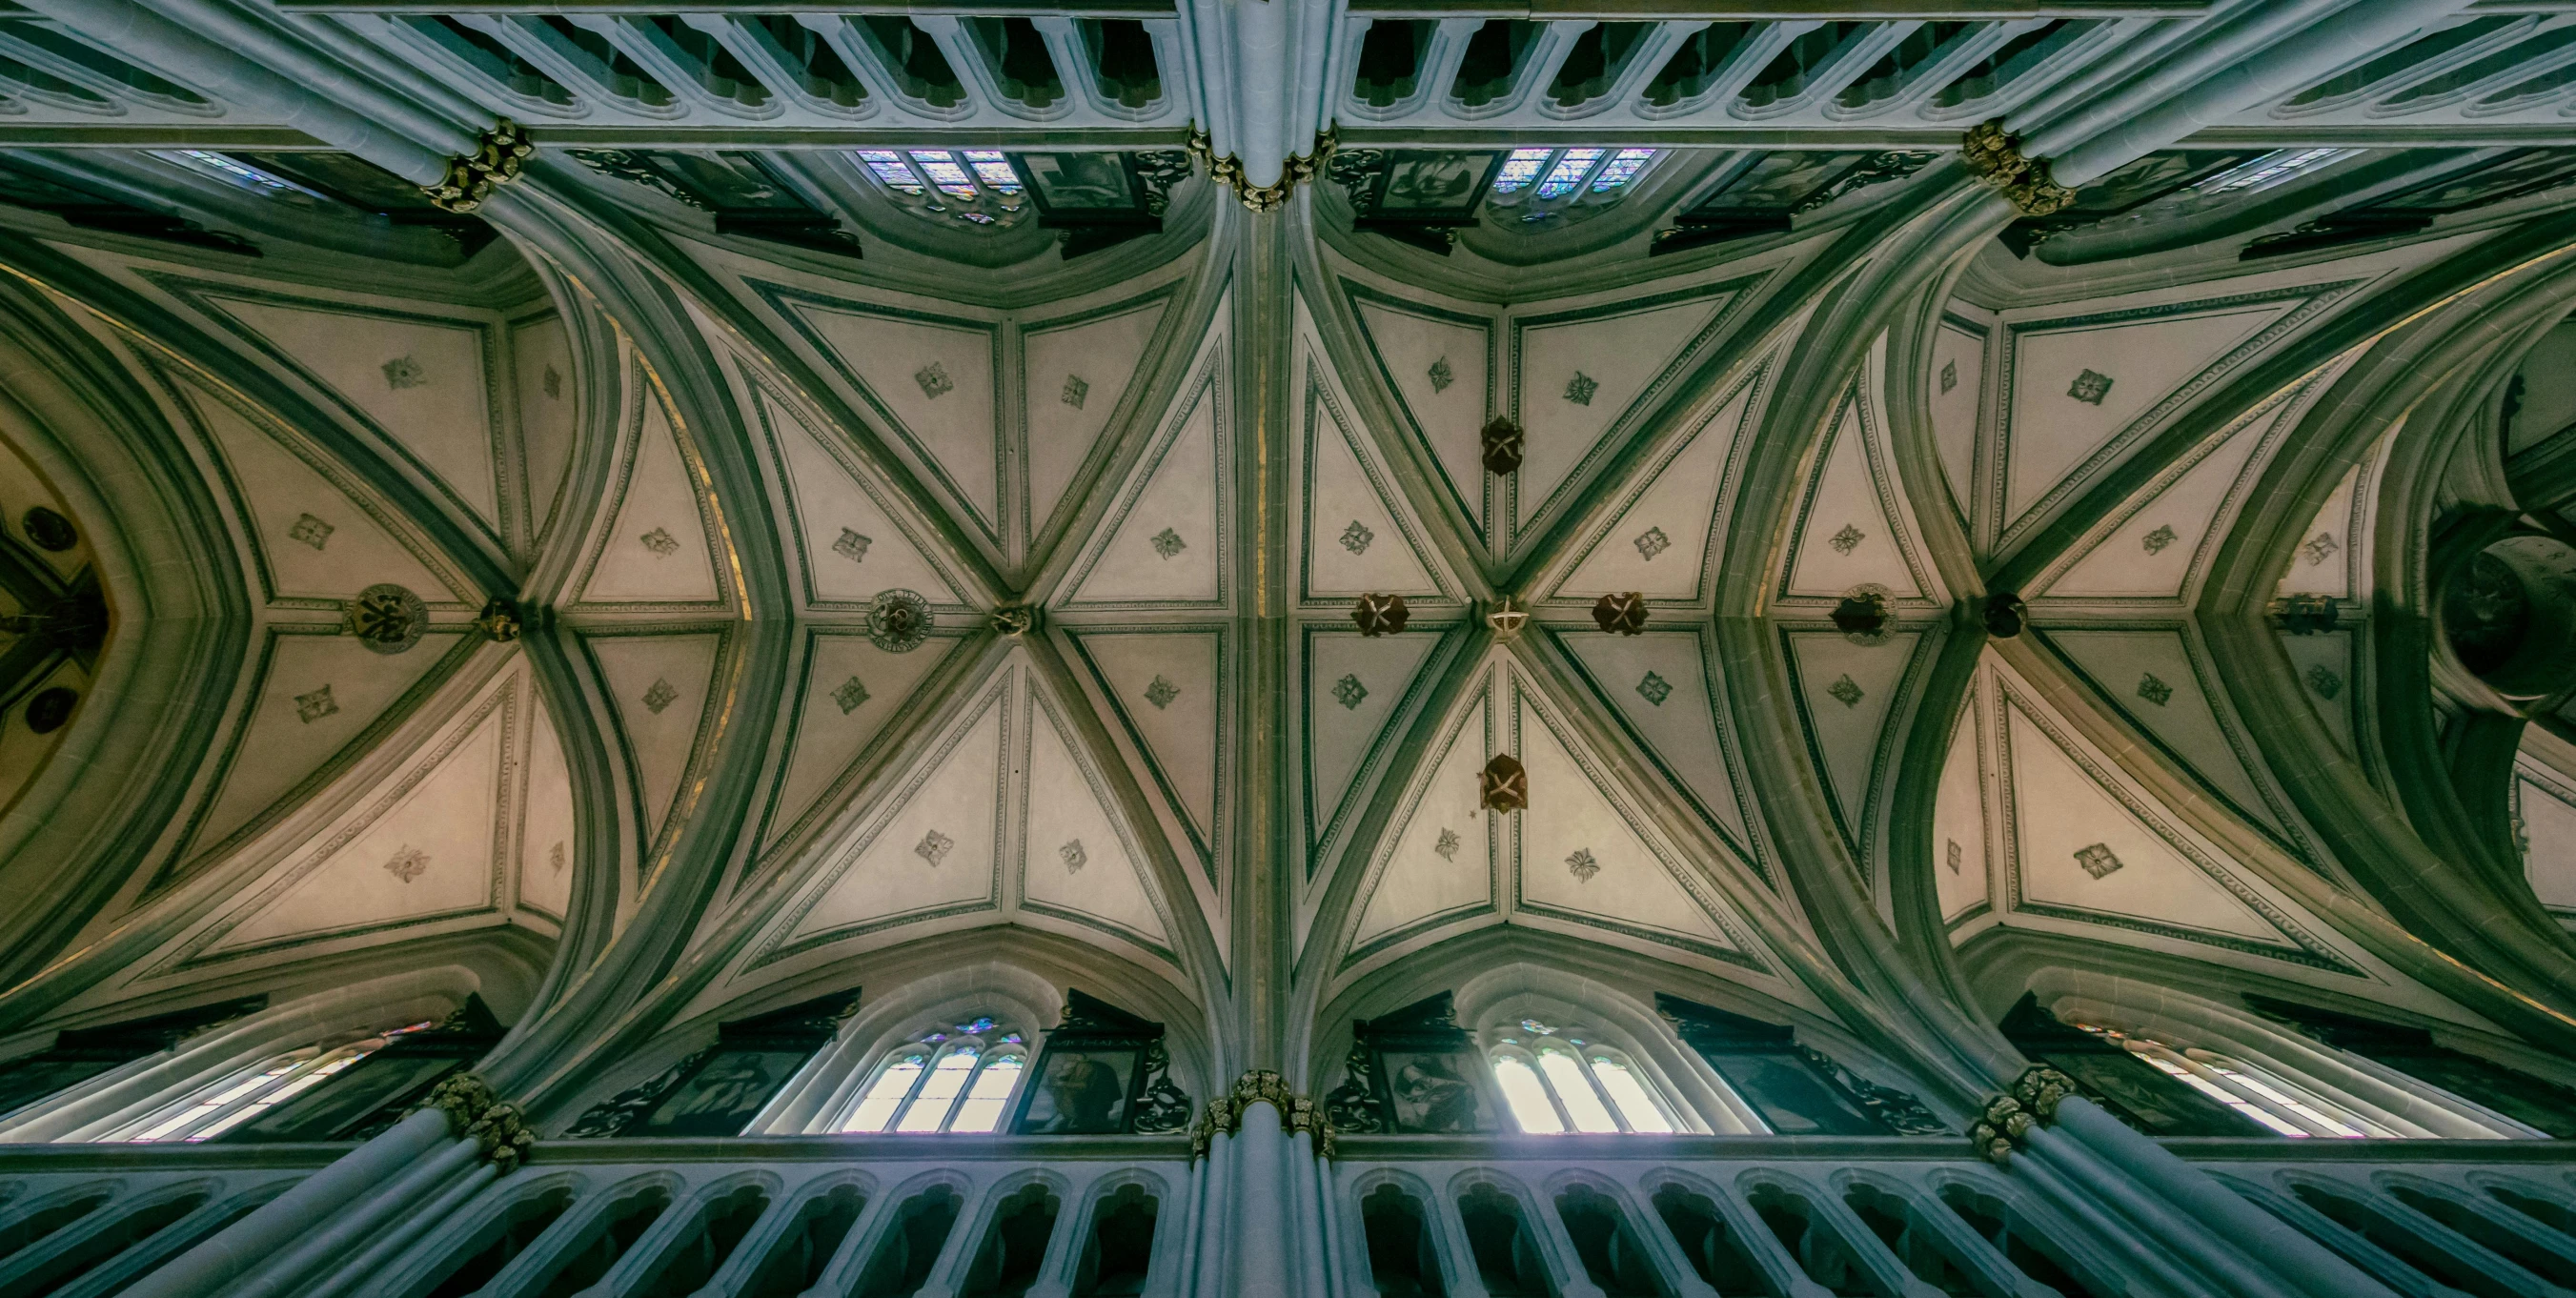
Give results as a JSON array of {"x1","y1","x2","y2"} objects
[
  {"x1": 838, "y1": 1016, "x2": 1029, "y2": 1134},
  {"x1": 2072, "y1": 1022, "x2": 2387, "y2": 1138},
  {"x1": 1483, "y1": 146, "x2": 1658, "y2": 225},
  {"x1": 852, "y1": 149, "x2": 1030, "y2": 227},
  {"x1": 113, "y1": 1020, "x2": 434, "y2": 1143},
  {"x1": 1487, "y1": 1019, "x2": 1676, "y2": 1135}
]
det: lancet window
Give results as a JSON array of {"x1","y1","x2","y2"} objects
[
  {"x1": 839, "y1": 1017, "x2": 1029, "y2": 1134},
  {"x1": 2069, "y1": 1022, "x2": 2386, "y2": 1138},
  {"x1": 854, "y1": 149, "x2": 1030, "y2": 226},
  {"x1": 1488, "y1": 1020, "x2": 1676, "y2": 1135},
  {"x1": 113, "y1": 1020, "x2": 433, "y2": 1143},
  {"x1": 1483, "y1": 146, "x2": 1658, "y2": 222}
]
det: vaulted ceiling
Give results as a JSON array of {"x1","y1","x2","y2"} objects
[{"x1": 5, "y1": 118, "x2": 2576, "y2": 1125}]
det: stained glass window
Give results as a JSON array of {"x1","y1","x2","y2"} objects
[
  {"x1": 851, "y1": 149, "x2": 1030, "y2": 227},
  {"x1": 1490, "y1": 148, "x2": 1552, "y2": 194},
  {"x1": 1591, "y1": 148, "x2": 1656, "y2": 192},
  {"x1": 838, "y1": 1017, "x2": 1026, "y2": 1134},
  {"x1": 1535, "y1": 148, "x2": 1605, "y2": 199}
]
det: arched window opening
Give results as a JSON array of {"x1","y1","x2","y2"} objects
[
  {"x1": 1487, "y1": 1020, "x2": 1676, "y2": 1135},
  {"x1": 2068, "y1": 1021, "x2": 2388, "y2": 1138},
  {"x1": 1483, "y1": 146, "x2": 1658, "y2": 225},
  {"x1": 854, "y1": 149, "x2": 1030, "y2": 227},
  {"x1": 113, "y1": 1017, "x2": 436, "y2": 1144},
  {"x1": 0, "y1": 996, "x2": 267, "y2": 1126},
  {"x1": 840, "y1": 1017, "x2": 1030, "y2": 1135}
]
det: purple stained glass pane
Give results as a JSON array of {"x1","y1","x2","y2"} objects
[
  {"x1": 1491, "y1": 148, "x2": 1552, "y2": 193},
  {"x1": 1536, "y1": 148, "x2": 1603, "y2": 199}
]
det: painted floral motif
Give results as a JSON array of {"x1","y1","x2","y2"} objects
[
  {"x1": 642, "y1": 679, "x2": 679, "y2": 715},
  {"x1": 288, "y1": 513, "x2": 334, "y2": 551},
  {"x1": 2068, "y1": 369, "x2": 2114, "y2": 405},
  {"x1": 1333, "y1": 674, "x2": 1368, "y2": 710},
  {"x1": 834, "y1": 529, "x2": 872, "y2": 563},
  {"x1": 1564, "y1": 372, "x2": 1598, "y2": 406},
  {"x1": 1428, "y1": 356, "x2": 1453, "y2": 393},
  {"x1": 640, "y1": 527, "x2": 679, "y2": 557},
  {"x1": 294, "y1": 685, "x2": 337, "y2": 723},
  {"x1": 384, "y1": 845, "x2": 430, "y2": 882},
  {"x1": 1151, "y1": 527, "x2": 1186, "y2": 559},
  {"x1": 1434, "y1": 828, "x2": 1460, "y2": 860},
  {"x1": 1939, "y1": 359, "x2": 1958, "y2": 394},
  {"x1": 915, "y1": 361, "x2": 954, "y2": 399},
  {"x1": 1062, "y1": 374, "x2": 1090, "y2": 409},
  {"x1": 1829, "y1": 523, "x2": 1866, "y2": 555},
  {"x1": 1145, "y1": 675, "x2": 1180, "y2": 709},
  {"x1": 2137, "y1": 674, "x2": 2172, "y2": 707},
  {"x1": 2141, "y1": 524, "x2": 2178, "y2": 555},
  {"x1": 381, "y1": 355, "x2": 426, "y2": 390},
  {"x1": 2074, "y1": 842, "x2": 2122, "y2": 879},
  {"x1": 916, "y1": 829, "x2": 956, "y2": 866},
  {"x1": 1633, "y1": 526, "x2": 1671, "y2": 561},
  {"x1": 1060, "y1": 840, "x2": 1087, "y2": 872},
  {"x1": 543, "y1": 365, "x2": 562, "y2": 399},
  {"x1": 1636, "y1": 671, "x2": 1672, "y2": 706},
  {"x1": 1827, "y1": 675, "x2": 1864, "y2": 708},
  {"x1": 1946, "y1": 840, "x2": 1963, "y2": 874},
  {"x1": 1340, "y1": 520, "x2": 1374, "y2": 555},
  {"x1": 833, "y1": 676, "x2": 871, "y2": 714},
  {"x1": 2306, "y1": 663, "x2": 2343, "y2": 700},
  {"x1": 2302, "y1": 532, "x2": 2340, "y2": 566},
  {"x1": 1566, "y1": 848, "x2": 1599, "y2": 882},
  {"x1": 549, "y1": 842, "x2": 566, "y2": 874}
]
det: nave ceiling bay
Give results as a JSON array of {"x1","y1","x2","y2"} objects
[{"x1": 2, "y1": 126, "x2": 2576, "y2": 1129}]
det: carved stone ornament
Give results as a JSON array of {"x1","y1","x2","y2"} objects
[
  {"x1": 426, "y1": 118, "x2": 536, "y2": 215},
  {"x1": 1481, "y1": 416, "x2": 1525, "y2": 476},
  {"x1": 346, "y1": 583, "x2": 428, "y2": 655},
  {"x1": 1192, "y1": 1069, "x2": 1333, "y2": 1158},
  {"x1": 1969, "y1": 1065, "x2": 2079, "y2": 1166},
  {"x1": 867, "y1": 588, "x2": 933, "y2": 653},
  {"x1": 1981, "y1": 591, "x2": 2028, "y2": 639},
  {"x1": 473, "y1": 597, "x2": 523, "y2": 643},
  {"x1": 1352, "y1": 592, "x2": 1410, "y2": 638},
  {"x1": 422, "y1": 1073, "x2": 536, "y2": 1174},
  {"x1": 1592, "y1": 592, "x2": 1649, "y2": 636},
  {"x1": 1479, "y1": 754, "x2": 1528, "y2": 814},
  {"x1": 990, "y1": 604, "x2": 1039, "y2": 638},
  {"x1": 1187, "y1": 125, "x2": 1335, "y2": 213},
  {"x1": 1970, "y1": 1093, "x2": 2034, "y2": 1166},
  {"x1": 1486, "y1": 597, "x2": 1529, "y2": 640},
  {"x1": 2270, "y1": 593, "x2": 2341, "y2": 636},
  {"x1": 1959, "y1": 120, "x2": 2075, "y2": 217},
  {"x1": 1832, "y1": 585, "x2": 1893, "y2": 644}
]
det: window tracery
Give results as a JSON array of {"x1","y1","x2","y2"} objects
[
  {"x1": 839, "y1": 1017, "x2": 1030, "y2": 1135},
  {"x1": 854, "y1": 149, "x2": 1032, "y2": 228},
  {"x1": 1487, "y1": 1019, "x2": 1676, "y2": 1135},
  {"x1": 113, "y1": 1020, "x2": 434, "y2": 1144},
  {"x1": 2070, "y1": 1021, "x2": 2386, "y2": 1138}
]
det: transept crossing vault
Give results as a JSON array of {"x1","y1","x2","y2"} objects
[{"x1": 4, "y1": 3, "x2": 2576, "y2": 1295}]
